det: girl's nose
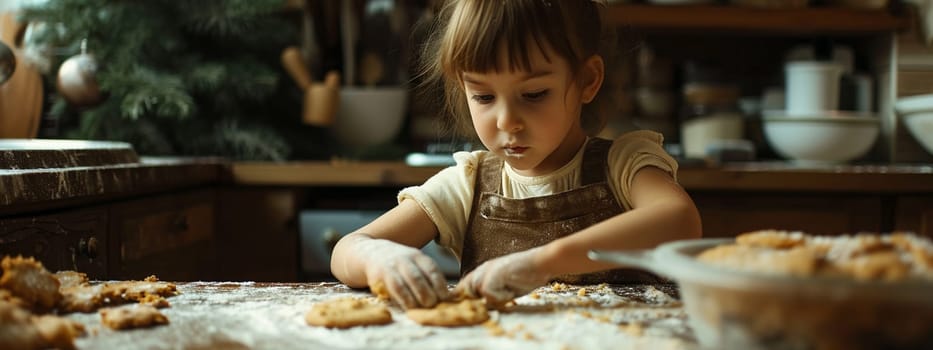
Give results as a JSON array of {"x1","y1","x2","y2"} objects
[{"x1": 496, "y1": 104, "x2": 523, "y2": 133}]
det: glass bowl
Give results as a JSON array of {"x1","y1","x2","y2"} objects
[{"x1": 590, "y1": 238, "x2": 933, "y2": 350}]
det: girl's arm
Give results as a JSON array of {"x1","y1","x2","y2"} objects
[
  {"x1": 536, "y1": 166, "x2": 702, "y2": 276},
  {"x1": 330, "y1": 199, "x2": 448, "y2": 308}
]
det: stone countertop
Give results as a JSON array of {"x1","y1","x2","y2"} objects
[
  {"x1": 0, "y1": 157, "x2": 224, "y2": 216},
  {"x1": 229, "y1": 161, "x2": 933, "y2": 193},
  {"x1": 65, "y1": 281, "x2": 693, "y2": 350}
]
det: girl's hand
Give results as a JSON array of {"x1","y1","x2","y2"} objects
[
  {"x1": 356, "y1": 237, "x2": 448, "y2": 309},
  {"x1": 455, "y1": 247, "x2": 551, "y2": 304}
]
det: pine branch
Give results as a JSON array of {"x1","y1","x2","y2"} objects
[
  {"x1": 173, "y1": 0, "x2": 287, "y2": 38},
  {"x1": 176, "y1": 119, "x2": 290, "y2": 161},
  {"x1": 101, "y1": 66, "x2": 196, "y2": 120}
]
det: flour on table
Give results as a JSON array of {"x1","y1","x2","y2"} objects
[{"x1": 66, "y1": 282, "x2": 696, "y2": 350}]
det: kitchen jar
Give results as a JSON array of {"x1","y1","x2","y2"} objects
[{"x1": 680, "y1": 84, "x2": 746, "y2": 160}]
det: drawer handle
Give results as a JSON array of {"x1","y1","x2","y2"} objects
[
  {"x1": 78, "y1": 237, "x2": 99, "y2": 259},
  {"x1": 171, "y1": 215, "x2": 189, "y2": 233}
]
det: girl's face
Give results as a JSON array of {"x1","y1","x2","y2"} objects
[{"x1": 462, "y1": 45, "x2": 595, "y2": 177}]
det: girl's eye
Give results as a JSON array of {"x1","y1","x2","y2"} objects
[
  {"x1": 471, "y1": 94, "x2": 494, "y2": 104},
  {"x1": 523, "y1": 89, "x2": 549, "y2": 101}
]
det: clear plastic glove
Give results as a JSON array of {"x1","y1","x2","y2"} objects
[
  {"x1": 355, "y1": 236, "x2": 449, "y2": 309},
  {"x1": 455, "y1": 247, "x2": 551, "y2": 305}
]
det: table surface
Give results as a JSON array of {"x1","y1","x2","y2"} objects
[{"x1": 66, "y1": 282, "x2": 696, "y2": 350}]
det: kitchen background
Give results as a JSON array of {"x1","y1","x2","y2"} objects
[
  {"x1": 2, "y1": 0, "x2": 933, "y2": 284},
  {"x1": 2, "y1": 0, "x2": 932, "y2": 164}
]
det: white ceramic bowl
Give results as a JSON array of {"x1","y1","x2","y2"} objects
[
  {"x1": 332, "y1": 87, "x2": 408, "y2": 149},
  {"x1": 895, "y1": 94, "x2": 933, "y2": 156},
  {"x1": 761, "y1": 112, "x2": 879, "y2": 164}
]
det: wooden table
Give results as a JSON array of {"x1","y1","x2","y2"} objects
[{"x1": 66, "y1": 282, "x2": 695, "y2": 350}]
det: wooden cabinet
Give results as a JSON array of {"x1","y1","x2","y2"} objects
[
  {"x1": 110, "y1": 189, "x2": 217, "y2": 281},
  {"x1": 0, "y1": 207, "x2": 109, "y2": 278},
  {"x1": 691, "y1": 192, "x2": 885, "y2": 237},
  {"x1": 214, "y1": 188, "x2": 301, "y2": 282},
  {"x1": 0, "y1": 188, "x2": 218, "y2": 281},
  {"x1": 895, "y1": 195, "x2": 933, "y2": 238}
]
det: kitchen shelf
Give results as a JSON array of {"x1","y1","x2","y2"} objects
[{"x1": 606, "y1": 4, "x2": 908, "y2": 34}]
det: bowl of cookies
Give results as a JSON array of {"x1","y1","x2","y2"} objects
[{"x1": 589, "y1": 230, "x2": 933, "y2": 349}]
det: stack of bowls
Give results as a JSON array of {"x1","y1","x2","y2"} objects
[{"x1": 762, "y1": 61, "x2": 879, "y2": 165}]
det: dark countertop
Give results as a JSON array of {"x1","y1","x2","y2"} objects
[
  {"x1": 1, "y1": 140, "x2": 931, "y2": 218},
  {"x1": 0, "y1": 139, "x2": 225, "y2": 216},
  {"x1": 64, "y1": 281, "x2": 692, "y2": 350},
  {"x1": 0, "y1": 157, "x2": 224, "y2": 216},
  {"x1": 229, "y1": 161, "x2": 933, "y2": 193},
  {"x1": 678, "y1": 162, "x2": 933, "y2": 192}
]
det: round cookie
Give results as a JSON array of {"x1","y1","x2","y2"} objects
[
  {"x1": 406, "y1": 298, "x2": 489, "y2": 327},
  {"x1": 99, "y1": 304, "x2": 169, "y2": 330},
  {"x1": 305, "y1": 297, "x2": 392, "y2": 329}
]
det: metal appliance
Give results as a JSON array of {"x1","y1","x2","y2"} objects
[{"x1": 299, "y1": 210, "x2": 460, "y2": 280}]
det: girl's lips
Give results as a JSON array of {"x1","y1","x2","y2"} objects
[{"x1": 505, "y1": 146, "x2": 528, "y2": 155}]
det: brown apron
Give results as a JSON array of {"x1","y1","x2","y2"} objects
[{"x1": 460, "y1": 137, "x2": 661, "y2": 284}]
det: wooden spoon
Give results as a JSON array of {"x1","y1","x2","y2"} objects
[{"x1": 281, "y1": 46, "x2": 313, "y2": 90}]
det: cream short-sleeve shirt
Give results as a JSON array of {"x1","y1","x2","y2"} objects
[{"x1": 397, "y1": 130, "x2": 679, "y2": 260}]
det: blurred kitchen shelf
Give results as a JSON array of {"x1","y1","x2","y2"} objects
[
  {"x1": 606, "y1": 4, "x2": 908, "y2": 34},
  {"x1": 283, "y1": 0, "x2": 303, "y2": 11}
]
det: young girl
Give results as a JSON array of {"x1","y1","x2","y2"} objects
[{"x1": 331, "y1": 0, "x2": 702, "y2": 309}]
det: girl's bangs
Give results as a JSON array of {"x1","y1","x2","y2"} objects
[{"x1": 441, "y1": 0, "x2": 567, "y2": 79}]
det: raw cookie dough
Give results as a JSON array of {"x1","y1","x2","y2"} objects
[
  {"x1": 54, "y1": 271, "x2": 89, "y2": 289},
  {"x1": 138, "y1": 294, "x2": 170, "y2": 308},
  {"x1": 697, "y1": 244, "x2": 821, "y2": 277},
  {"x1": 305, "y1": 297, "x2": 392, "y2": 328},
  {"x1": 31, "y1": 314, "x2": 86, "y2": 349},
  {"x1": 406, "y1": 298, "x2": 489, "y2": 327},
  {"x1": 370, "y1": 280, "x2": 390, "y2": 301},
  {"x1": 103, "y1": 275, "x2": 177, "y2": 302},
  {"x1": 0, "y1": 288, "x2": 28, "y2": 308},
  {"x1": 58, "y1": 276, "x2": 176, "y2": 313},
  {"x1": 699, "y1": 230, "x2": 933, "y2": 281},
  {"x1": 59, "y1": 284, "x2": 107, "y2": 313},
  {"x1": 735, "y1": 229, "x2": 806, "y2": 249},
  {"x1": 0, "y1": 300, "x2": 84, "y2": 350},
  {"x1": 99, "y1": 304, "x2": 169, "y2": 330},
  {"x1": 0, "y1": 256, "x2": 62, "y2": 311}
]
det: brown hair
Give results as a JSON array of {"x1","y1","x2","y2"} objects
[{"x1": 416, "y1": 0, "x2": 616, "y2": 138}]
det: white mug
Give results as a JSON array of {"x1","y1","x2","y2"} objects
[{"x1": 785, "y1": 61, "x2": 844, "y2": 116}]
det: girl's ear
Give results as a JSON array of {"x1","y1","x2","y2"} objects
[{"x1": 580, "y1": 55, "x2": 604, "y2": 104}]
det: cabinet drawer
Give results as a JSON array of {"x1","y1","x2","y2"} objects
[
  {"x1": 111, "y1": 190, "x2": 216, "y2": 280},
  {"x1": 691, "y1": 193, "x2": 884, "y2": 237},
  {"x1": 119, "y1": 203, "x2": 213, "y2": 261},
  {"x1": 0, "y1": 208, "x2": 108, "y2": 278},
  {"x1": 895, "y1": 196, "x2": 933, "y2": 239}
]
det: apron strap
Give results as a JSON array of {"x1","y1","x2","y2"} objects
[{"x1": 580, "y1": 137, "x2": 613, "y2": 186}]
